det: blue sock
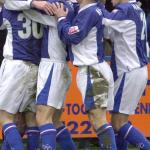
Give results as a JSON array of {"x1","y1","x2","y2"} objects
[
  {"x1": 26, "y1": 126, "x2": 40, "y2": 150},
  {"x1": 39, "y1": 123, "x2": 56, "y2": 150},
  {"x1": 3, "y1": 123, "x2": 24, "y2": 150},
  {"x1": 1, "y1": 139, "x2": 10, "y2": 150},
  {"x1": 56, "y1": 124, "x2": 77, "y2": 150},
  {"x1": 119, "y1": 122, "x2": 150, "y2": 150},
  {"x1": 1, "y1": 132, "x2": 10, "y2": 150},
  {"x1": 96, "y1": 124, "x2": 117, "y2": 150},
  {"x1": 115, "y1": 132, "x2": 128, "y2": 150}
]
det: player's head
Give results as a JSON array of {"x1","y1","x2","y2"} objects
[{"x1": 111, "y1": 0, "x2": 134, "y2": 6}]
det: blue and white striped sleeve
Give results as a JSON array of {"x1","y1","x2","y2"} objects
[{"x1": 58, "y1": 9, "x2": 101, "y2": 45}]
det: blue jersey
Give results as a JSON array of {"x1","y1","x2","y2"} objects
[
  {"x1": 102, "y1": 2, "x2": 148, "y2": 79},
  {"x1": 58, "y1": 3, "x2": 104, "y2": 66},
  {"x1": 4, "y1": 0, "x2": 76, "y2": 62},
  {"x1": 147, "y1": 13, "x2": 150, "y2": 47},
  {"x1": 0, "y1": 7, "x2": 43, "y2": 65},
  {"x1": 23, "y1": 0, "x2": 75, "y2": 62}
]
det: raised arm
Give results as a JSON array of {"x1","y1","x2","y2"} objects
[
  {"x1": 23, "y1": 9, "x2": 57, "y2": 27},
  {"x1": 4, "y1": 0, "x2": 32, "y2": 10},
  {"x1": 100, "y1": 3, "x2": 136, "y2": 33}
]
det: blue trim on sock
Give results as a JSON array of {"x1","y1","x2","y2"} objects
[
  {"x1": 26, "y1": 126, "x2": 40, "y2": 150},
  {"x1": 56, "y1": 125, "x2": 77, "y2": 150},
  {"x1": 118, "y1": 122, "x2": 150, "y2": 149},
  {"x1": 97, "y1": 124, "x2": 117, "y2": 150},
  {"x1": 56, "y1": 124, "x2": 66, "y2": 134},
  {"x1": 39, "y1": 123, "x2": 56, "y2": 134},
  {"x1": 3, "y1": 123, "x2": 16, "y2": 134}
]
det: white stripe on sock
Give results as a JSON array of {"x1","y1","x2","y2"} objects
[
  {"x1": 40, "y1": 129, "x2": 56, "y2": 135},
  {"x1": 56, "y1": 127, "x2": 67, "y2": 137},
  {"x1": 124, "y1": 125, "x2": 133, "y2": 139},
  {"x1": 4, "y1": 125, "x2": 16, "y2": 134}
]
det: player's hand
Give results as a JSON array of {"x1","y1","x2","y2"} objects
[
  {"x1": 31, "y1": 0, "x2": 54, "y2": 15},
  {"x1": 0, "y1": 0, "x2": 4, "y2": 6},
  {"x1": 51, "y1": 2, "x2": 68, "y2": 18}
]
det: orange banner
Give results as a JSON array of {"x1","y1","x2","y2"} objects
[
  {"x1": 61, "y1": 63, "x2": 150, "y2": 138},
  {"x1": 0, "y1": 63, "x2": 150, "y2": 139}
]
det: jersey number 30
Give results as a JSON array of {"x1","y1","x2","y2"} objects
[{"x1": 18, "y1": 13, "x2": 43, "y2": 39}]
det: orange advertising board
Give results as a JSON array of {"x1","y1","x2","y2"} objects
[
  {"x1": 61, "y1": 63, "x2": 150, "y2": 138},
  {"x1": 0, "y1": 63, "x2": 150, "y2": 139}
]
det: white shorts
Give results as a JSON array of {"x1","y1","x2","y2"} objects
[
  {"x1": 110, "y1": 66, "x2": 148, "y2": 114},
  {"x1": 0, "y1": 59, "x2": 38, "y2": 114},
  {"x1": 36, "y1": 60, "x2": 71, "y2": 109},
  {"x1": 76, "y1": 61, "x2": 114, "y2": 111}
]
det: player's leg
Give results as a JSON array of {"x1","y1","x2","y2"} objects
[
  {"x1": 1, "y1": 112, "x2": 26, "y2": 150},
  {"x1": 0, "y1": 59, "x2": 31, "y2": 149},
  {"x1": 36, "y1": 62, "x2": 57, "y2": 149},
  {"x1": 53, "y1": 109, "x2": 77, "y2": 150},
  {"x1": 77, "y1": 63, "x2": 117, "y2": 150},
  {"x1": 36, "y1": 61, "x2": 73, "y2": 149},
  {"x1": 36, "y1": 105, "x2": 56, "y2": 150},
  {"x1": 111, "y1": 66, "x2": 150, "y2": 150},
  {"x1": 25, "y1": 111, "x2": 40, "y2": 150},
  {"x1": 21, "y1": 65, "x2": 40, "y2": 150}
]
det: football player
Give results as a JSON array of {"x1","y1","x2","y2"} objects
[
  {"x1": 102, "y1": 0, "x2": 150, "y2": 149},
  {"x1": 5, "y1": 0, "x2": 77, "y2": 149},
  {"x1": 52, "y1": 0, "x2": 117, "y2": 149},
  {"x1": 0, "y1": 1, "x2": 43, "y2": 149}
]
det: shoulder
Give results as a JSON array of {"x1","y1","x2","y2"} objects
[
  {"x1": 81, "y1": 5, "x2": 103, "y2": 19},
  {"x1": 114, "y1": 3, "x2": 133, "y2": 15}
]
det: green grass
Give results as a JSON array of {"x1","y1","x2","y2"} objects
[{"x1": 0, "y1": 140, "x2": 140, "y2": 150}]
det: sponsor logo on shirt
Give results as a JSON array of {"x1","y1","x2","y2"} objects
[{"x1": 68, "y1": 26, "x2": 79, "y2": 34}]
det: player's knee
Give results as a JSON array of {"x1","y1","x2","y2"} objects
[
  {"x1": 53, "y1": 109, "x2": 63, "y2": 128},
  {"x1": 0, "y1": 110, "x2": 14, "y2": 125},
  {"x1": 36, "y1": 105, "x2": 55, "y2": 126},
  {"x1": 88, "y1": 107, "x2": 107, "y2": 130},
  {"x1": 14, "y1": 113, "x2": 26, "y2": 137},
  {"x1": 111, "y1": 113, "x2": 129, "y2": 131},
  {"x1": 25, "y1": 112, "x2": 37, "y2": 127}
]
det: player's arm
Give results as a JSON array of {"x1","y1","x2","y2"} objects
[
  {"x1": 102, "y1": 6, "x2": 132, "y2": 33},
  {"x1": 4, "y1": 0, "x2": 32, "y2": 10},
  {"x1": 52, "y1": 3, "x2": 100, "y2": 45},
  {"x1": 23, "y1": 0, "x2": 75, "y2": 27},
  {"x1": 104, "y1": 26, "x2": 115, "y2": 41},
  {"x1": 23, "y1": 9, "x2": 56, "y2": 27},
  {"x1": 4, "y1": 0, "x2": 53, "y2": 15}
]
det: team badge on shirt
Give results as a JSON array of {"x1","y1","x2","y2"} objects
[{"x1": 68, "y1": 26, "x2": 80, "y2": 34}]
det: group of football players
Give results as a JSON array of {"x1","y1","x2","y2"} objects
[{"x1": 0, "y1": 0, "x2": 150, "y2": 149}]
